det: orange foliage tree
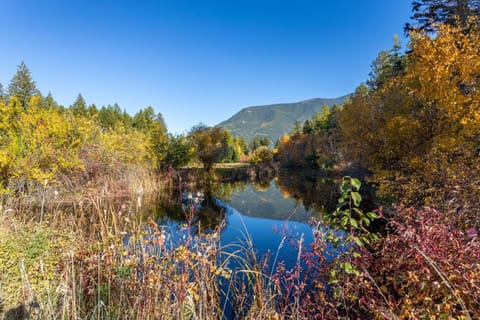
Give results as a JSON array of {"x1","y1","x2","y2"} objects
[{"x1": 339, "y1": 23, "x2": 480, "y2": 213}]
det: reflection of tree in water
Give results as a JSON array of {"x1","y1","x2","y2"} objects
[
  {"x1": 151, "y1": 167, "x2": 378, "y2": 234},
  {"x1": 151, "y1": 179, "x2": 227, "y2": 235},
  {"x1": 250, "y1": 177, "x2": 272, "y2": 192},
  {"x1": 275, "y1": 169, "x2": 339, "y2": 217},
  {"x1": 275, "y1": 169, "x2": 377, "y2": 222}
]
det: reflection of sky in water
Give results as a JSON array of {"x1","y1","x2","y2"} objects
[
  {"x1": 220, "y1": 203, "x2": 314, "y2": 268},
  {"x1": 226, "y1": 182, "x2": 312, "y2": 223},
  {"x1": 217, "y1": 180, "x2": 318, "y2": 269},
  {"x1": 151, "y1": 178, "x2": 343, "y2": 270}
]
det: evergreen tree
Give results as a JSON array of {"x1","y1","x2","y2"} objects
[
  {"x1": 133, "y1": 106, "x2": 157, "y2": 132},
  {"x1": 405, "y1": 0, "x2": 480, "y2": 34},
  {"x1": 41, "y1": 92, "x2": 62, "y2": 110},
  {"x1": 87, "y1": 103, "x2": 98, "y2": 116},
  {"x1": 249, "y1": 135, "x2": 271, "y2": 152},
  {"x1": 159, "y1": 133, "x2": 194, "y2": 168},
  {"x1": 122, "y1": 110, "x2": 133, "y2": 129},
  {"x1": 367, "y1": 36, "x2": 406, "y2": 90},
  {"x1": 302, "y1": 119, "x2": 314, "y2": 135},
  {"x1": 70, "y1": 93, "x2": 88, "y2": 116},
  {"x1": 7, "y1": 61, "x2": 39, "y2": 109},
  {"x1": 0, "y1": 83, "x2": 5, "y2": 103},
  {"x1": 98, "y1": 104, "x2": 124, "y2": 129},
  {"x1": 290, "y1": 121, "x2": 302, "y2": 136}
]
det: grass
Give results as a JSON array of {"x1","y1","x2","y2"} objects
[
  {"x1": 0, "y1": 175, "x2": 304, "y2": 319},
  {"x1": 3, "y1": 171, "x2": 477, "y2": 319},
  {"x1": 0, "y1": 174, "x2": 336, "y2": 320}
]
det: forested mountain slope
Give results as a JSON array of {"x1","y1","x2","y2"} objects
[{"x1": 217, "y1": 95, "x2": 349, "y2": 142}]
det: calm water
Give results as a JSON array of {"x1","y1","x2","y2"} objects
[{"x1": 149, "y1": 170, "x2": 342, "y2": 267}]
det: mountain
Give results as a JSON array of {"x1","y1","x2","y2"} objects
[{"x1": 217, "y1": 95, "x2": 349, "y2": 143}]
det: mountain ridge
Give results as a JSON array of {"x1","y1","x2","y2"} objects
[{"x1": 217, "y1": 95, "x2": 350, "y2": 143}]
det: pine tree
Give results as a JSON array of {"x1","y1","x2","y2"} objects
[
  {"x1": 41, "y1": 92, "x2": 62, "y2": 110},
  {"x1": 405, "y1": 0, "x2": 480, "y2": 34},
  {"x1": 87, "y1": 103, "x2": 98, "y2": 117},
  {"x1": 0, "y1": 83, "x2": 4, "y2": 103},
  {"x1": 98, "y1": 104, "x2": 124, "y2": 129},
  {"x1": 70, "y1": 93, "x2": 88, "y2": 116},
  {"x1": 367, "y1": 36, "x2": 406, "y2": 90},
  {"x1": 7, "y1": 61, "x2": 39, "y2": 109}
]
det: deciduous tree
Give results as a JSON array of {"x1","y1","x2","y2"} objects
[{"x1": 189, "y1": 125, "x2": 230, "y2": 172}]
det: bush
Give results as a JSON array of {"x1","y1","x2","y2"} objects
[
  {"x1": 323, "y1": 206, "x2": 480, "y2": 319},
  {"x1": 249, "y1": 146, "x2": 273, "y2": 164}
]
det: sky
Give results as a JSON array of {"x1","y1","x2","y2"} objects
[{"x1": 0, "y1": 1, "x2": 413, "y2": 134}]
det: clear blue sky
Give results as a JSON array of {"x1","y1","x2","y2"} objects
[{"x1": 0, "y1": 0, "x2": 412, "y2": 134}]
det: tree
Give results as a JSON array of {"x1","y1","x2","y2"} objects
[
  {"x1": 366, "y1": 36, "x2": 406, "y2": 90},
  {"x1": 302, "y1": 119, "x2": 314, "y2": 135},
  {"x1": 70, "y1": 93, "x2": 88, "y2": 116},
  {"x1": 41, "y1": 92, "x2": 62, "y2": 110},
  {"x1": 87, "y1": 103, "x2": 98, "y2": 117},
  {"x1": 405, "y1": 0, "x2": 480, "y2": 34},
  {"x1": 249, "y1": 135, "x2": 271, "y2": 152},
  {"x1": 249, "y1": 146, "x2": 273, "y2": 164},
  {"x1": 98, "y1": 104, "x2": 124, "y2": 129},
  {"x1": 7, "y1": 61, "x2": 39, "y2": 109},
  {"x1": 223, "y1": 130, "x2": 240, "y2": 163},
  {"x1": 290, "y1": 121, "x2": 302, "y2": 137},
  {"x1": 189, "y1": 125, "x2": 230, "y2": 172},
  {"x1": 340, "y1": 23, "x2": 480, "y2": 207},
  {"x1": 159, "y1": 134, "x2": 194, "y2": 168},
  {"x1": 0, "y1": 83, "x2": 5, "y2": 103},
  {"x1": 133, "y1": 106, "x2": 156, "y2": 132}
]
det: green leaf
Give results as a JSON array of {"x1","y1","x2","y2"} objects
[
  {"x1": 350, "y1": 218, "x2": 359, "y2": 228},
  {"x1": 351, "y1": 191, "x2": 362, "y2": 207},
  {"x1": 353, "y1": 207, "x2": 364, "y2": 216},
  {"x1": 362, "y1": 216, "x2": 371, "y2": 226},
  {"x1": 350, "y1": 178, "x2": 361, "y2": 190},
  {"x1": 344, "y1": 262, "x2": 356, "y2": 274},
  {"x1": 353, "y1": 236, "x2": 364, "y2": 247},
  {"x1": 352, "y1": 252, "x2": 361, "y2": 258},
  {"x1": 367, "y1": 211, "x2": 378, "y2": 219},
  {"x1": 341, "y1": 216, "x2": 349, "y2": 227}
]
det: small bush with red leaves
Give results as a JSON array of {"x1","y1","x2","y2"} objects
[{"x1": 335, "y1": 206, "x2": 480, "y2": 319}]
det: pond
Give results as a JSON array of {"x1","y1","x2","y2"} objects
[{"x1": 146, "y1": 169, "x2": 343, "y2": 269}]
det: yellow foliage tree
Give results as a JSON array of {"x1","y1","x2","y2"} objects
[{"x1": 340, "y1": 23, "x2": 480, "y2": 209}]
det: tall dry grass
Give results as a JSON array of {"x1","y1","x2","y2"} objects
[{"x1": 0, "y1": 171, "x2": 330, "y2": 320}]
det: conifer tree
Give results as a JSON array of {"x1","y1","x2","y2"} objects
[
  {"x1": 41, "y1": 92, "x2": 62, "y2": 110},
  {"x1": 87, "y1": 103, "x2": 98, "y2": 117},
  {"x1": 405, "y1": 0, "x2": 480, "y2": 34},
  {"x1": 367, "y1": 36, "x2": 406, "y2": 90},
  {"x1": 0, "y1": 83, "x2": 5, "y2": 103},
  {"x1": 70, "y1": 93, "x2": 88, "y2": 116},
  {"x1": 7, "y1": 61, "x2": 39, "y2": 109}
]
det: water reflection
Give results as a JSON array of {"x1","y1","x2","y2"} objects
[
  {"x1": 141, "y1": 169, "x2": 349, "y2": 277},
  {"x1": 148, "y1": 169, "x2": 341, "y2": 235}
]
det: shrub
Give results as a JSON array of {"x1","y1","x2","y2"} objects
[{"x1": 249, "y1": 146, "x2": 273, "y2": 164}]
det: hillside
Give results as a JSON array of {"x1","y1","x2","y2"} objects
[{"x1": 217, "y1": 95, "x2": 349, "y2": 143}]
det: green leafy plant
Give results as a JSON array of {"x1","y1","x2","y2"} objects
[{"x1": 327, "y1": 176, "x2": 378, "y2": 247}]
